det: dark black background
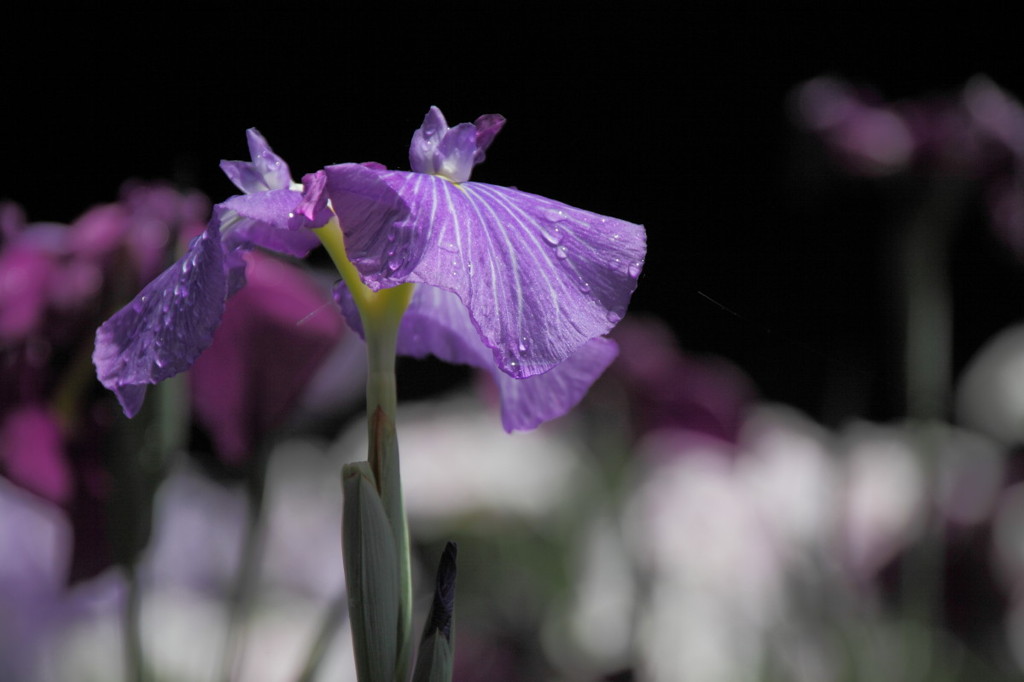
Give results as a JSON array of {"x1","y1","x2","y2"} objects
[{"x1": 4, "y1": 8, "x2": 1022, "y2": 424}]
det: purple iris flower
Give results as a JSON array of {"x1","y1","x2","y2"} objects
[
  {"x1": 93, "y1": 130, "x2": 329, "y2": 418},
  {"x1": 323, "y1": 107, "x2": 646, "y2": 430}
]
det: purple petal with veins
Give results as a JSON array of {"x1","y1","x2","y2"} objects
[
  {"x1": 325, "y1": 166, "x2": 645, "y2": 379},
  {"x1": 220, "y1": 191, "x2": 321, "y2": 256},
  {"x1": 335, "y1": 283, "x2": 617, "y2": 431},
  {"x1": 93, "y1": 219, "x2": 234, "y2": 417}
]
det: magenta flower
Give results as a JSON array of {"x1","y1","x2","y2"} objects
[
  {"x1": 190, "y1": 250, "x2": 345, "y2": 466},
  {"x1": 324, "y1": 107, "x2": 647, "y2": 430},
  {"x1": 93, "y1": 130, "x2": 329, "y2": 418}
]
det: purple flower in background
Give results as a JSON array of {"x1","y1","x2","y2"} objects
[
  {"x1": 93, "y1": 130, "x2": 329, "y2": 418},
  {"x1": 795, "y1": 75, "x2": 1024, "y2": 257},
  {"x1": 190, "y1": 251, "x2": 345, "y2": 466},
  {"x1": 324, "y1": 107, "x2": 646, "y2": 430},
  {"x1": 606, "y1": 316, "x2": 756, "y2": 444}
]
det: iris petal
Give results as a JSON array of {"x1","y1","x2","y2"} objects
[
  {"x1": 93, "y1": 220, "x2": 234, "y2": 417},
  {"x1": 219, "y1": 128, "x2": 292, "y2": 193},
  {"x1": 220, "y1": 191, "x2": 321, "y2": 257},
  {"x1": 335, "y1": 283, "x2": 617, "y2": 431},
  {"x1": 326, "y1": 165, "x2": 645, "y2": 380}
]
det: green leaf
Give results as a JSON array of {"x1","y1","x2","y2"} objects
[{"x1": 342, "y1": 462, "x2": 401, "y2": 682}]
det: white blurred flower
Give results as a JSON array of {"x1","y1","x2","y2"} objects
[
  {"x1": 628, "y1": 435, "x2": 784, "y2": 682},
  {"x1": 1, "y1": 477, "x2": 74, "y2": 680},
  {"x1": 14, "y1": 437, "x2": 354, "y2": 682},
  {"x1": 840, "y1": 422, "x2": 927, "y2": 579},
  {"x1": 261, "y1": 439, "x2": 346, "y2": 599},
  {"x1": 957, "y1": 324, "x2": 1024, "y2": 447},
  {"x1": 738, "y1": 407, "x2": 839, "y2": 562},
  {"x1": 624, "y1": 405, "x2": 1005, "y2": 681},
  {"x1": 140, "y1": 465, "x2": 248, "y2": 592},
  {"x1": 333, "y1": 394, "x2": 585, "y2": 535}
]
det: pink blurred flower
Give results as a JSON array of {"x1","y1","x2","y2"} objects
[
  {"x1": 605, "y1": 315, "x2": 756, "y2": 444},
  {"x1": 794, "y1": 75, "x2": 1024, "y2": 258}
]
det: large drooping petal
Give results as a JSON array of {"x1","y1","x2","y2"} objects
[
  {"x1": 335, "y1": 282, "x2": 617, "y2": 431},
  {"x1": 325, "y1": 164, "x2": 645, "y2": 380},
  {"x1": 93, "y1": 218, "x2": 238, "y2": 417}
]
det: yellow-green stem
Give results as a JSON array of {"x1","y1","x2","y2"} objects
[{"x1": 313, "y1": 216, "x2": 415, "y2": 680}]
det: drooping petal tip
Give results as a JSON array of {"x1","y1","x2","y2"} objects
[{"x1": 93, "y1": 220, "x2": 233, "y2": 417}]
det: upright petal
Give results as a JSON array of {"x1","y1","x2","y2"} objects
[
  {"x1": 93, "y1": 219, "x2": 233, "y2": 417},
  {"x1": 408, "y1": 107, "x2": 505, "y2": 183},
  {"x1": 472, "y1": 114, "x2": 506, "y2": 165},
  {"x1": 410, "y1": 107, "x2": 449, "y2": 176},
  {"x1": 326, "y1": 166, "x2": 645, "y2": 379},
  {"x1": 220, "y1": 128, "x2": 293, "y2": 193}
]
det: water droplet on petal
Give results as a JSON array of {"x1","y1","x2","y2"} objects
[
  {"x1": 518, "y1": 336, "x2": 530, "y2": 353},
  {"x1": 387, "y1": 254, "x2": 404, "y2": 271},
  {"x1": 541, "y1": 226, "x2": 564, "y2": 246},
  {"x1": 543, "y1": 208, "x2": 568, "y2": 223},
  {"x1": 578, "y1": 281, "x2": 591, "y2": 294},
  {"x1": 606, "y1": 310, "x2": 623, "y2": 324},
  {"x1": 555, "y1": 245, "x2": 568, "y2": 260},
  {"x1": 386, "y1": 230, "x2": 397, "y2": 242},
  {"x1": 628, "y1": 263, "x2": 642, "y2": 278}
]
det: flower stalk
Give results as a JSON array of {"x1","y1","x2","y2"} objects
[{"x1": 315, "y1": 216, "x2": 415, "y2": 681}]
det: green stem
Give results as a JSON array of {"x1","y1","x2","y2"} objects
[
  {"x1": 294, "y1": 594, "x2": 349, "y2": 682},
  {"x1": 124, "y1": 563, "x2": 147, "y2": 682},
  {"x1": 219, "y1": 445, "x2": 270, "y2": 682},
  {"x1": 899, "y1": 172, "x2": 968, "y2": 635},
  {"x1": 314, "y1": 217, "x2": 415, "y2": 680}
]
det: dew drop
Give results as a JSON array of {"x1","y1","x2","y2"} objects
[
  {"x1": 543, "y1": 208, "x2": 568, "y2": 223},
  {"x1": 387, "y1": 254, "x2": 404, "y2": 271},
  {"x1": 541, "y1": 226, "x2": 564, "y2": 246},
  {"x1": 155, "y1": 356, "x2": 166, "y2": 368},
  {"x1": 628, "y1": 263, "x2": 642, "y2": 278},
  {"x1": 555, "y1": 245, "x2": 568, "y2": 260},
  {"x1": 578, "y1": 281, "x2": 591, "y2": 294},
  {"x1": 606, "y1": 310, "x2": 623, "y2": 324},
  {"x1": 518, "y1": 337, "x2": 530, "y2": 353},
  {"x1": 386, "y1": 230, "x2": 397, "y2": 242}
]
